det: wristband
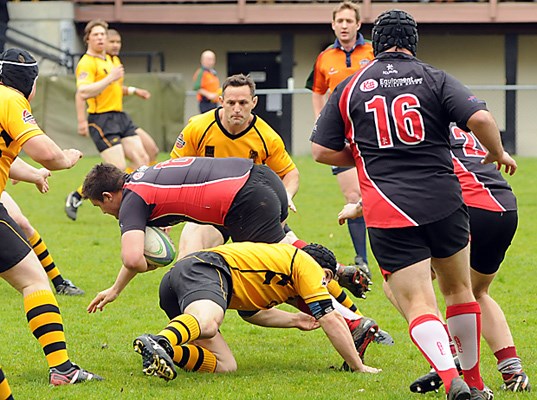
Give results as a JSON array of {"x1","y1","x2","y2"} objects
[{"x1": 127, "y1": 86, "x2": 136, "y2": 95}]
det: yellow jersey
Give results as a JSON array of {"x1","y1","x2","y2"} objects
[
  {"x1": 0, "y1": 85, "x2": 44, "y2": 193},
  {"x1": 210, "y1": 242, "x2": 331, "y2": 311},
  {"x1": 76, "y1": 53, "x2": 123, "y2": 114},
  {"x1": 170, "y1": 110, "x2": 296, "y2": 179}
]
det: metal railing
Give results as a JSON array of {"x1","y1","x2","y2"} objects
[{"x1": 2, "y1": 25, "x2": 76, "y2": 72}]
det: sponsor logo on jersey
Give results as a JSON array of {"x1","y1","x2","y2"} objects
[
  {"x1": 328, "y1": 67, "x2": 339, "y2": 75},
  {"x1": 379, "y1": 76, "x2": 423, "y2": 88},
  {"x1": 132, "y1": 171, "x2": 145, "y2": 180},
  {"x1": 22, "y1": 109, "x2": 37, "y2": 125},
  {"x1": 78, "y1": 71, "x2": 88, "y2": 80},
  {"x1": 360, "y1": 79, "x2": 378, "y2": 92},
  {"x1": 467, "y1": 95, "x2": 480, "y2": 103},
  {"x1": 205, "y1": 146, "x2": 215, "y2": 157},
  {"x1": 382, "y1": 64, "x2": 399, "y2": 75},
  {"x1": 175, "y1": 133, "x2": 185, "y2": 149}
]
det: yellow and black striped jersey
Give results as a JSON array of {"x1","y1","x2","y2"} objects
[
  {"x1": 170, "y1": 109, "x2": 296, "y2": 179},
  {"x1": 0, "y1": 84, "x2": 44, "y2": 193},
  {"x1": 210, "y1": 242, "x2": 331, "y2": 311},
  {"x1": 76, "y1": 53, "x2": 123, "y2": 114}
]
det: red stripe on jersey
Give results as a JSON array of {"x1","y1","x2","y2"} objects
[
  {"x1": 354, "y1": 153, "x2": 418, "y2": 227},
  {"x1": 125, "y1": 173, "x2": 249, "y2": 225},
  {"x1": 452, "y1": 155, "x2": 505, "y2": 212},
  {"x1": 338, "y1": 60, "x2": 376, "y2": 144},
  {"x1": 338, "y1": 60, "x2": 418, "y2": 228}
]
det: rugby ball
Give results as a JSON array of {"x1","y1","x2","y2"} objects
[{"x1": 144, "y1": 226, "x2": 176, "y2": 267}]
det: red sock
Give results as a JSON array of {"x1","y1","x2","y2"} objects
[
  {"x1": 446, "y1": 302, "x2": 483, "y2": 390},
  {"x1": 494, "y1": 346, "x2": 518, "y2": 363},
  {"x1": 409, "y1": 314, "x2": 460, "y2": 392}
]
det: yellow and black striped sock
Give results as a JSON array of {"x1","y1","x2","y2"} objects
[
  {"x1": 0, "y1": 366, "x2": 14, "y2": 400},
  {"x1": 24, "y1": 290, "x2": 72, "y2": 372},
  {"x1": 28, "y1": 230, "x2": 64, "y2": 288},
  {"x1": 75, "y1": 185, "x2": 83, "y2": 197},
  {"x1": 125, "y1": 167, "x2": 134, "y2": 174},
  {"x1": 157, "y1": 314, "x2": 201, "y2": 347},
  {"x1": 327, "y1": 280, "x2": 363, "y2": 316},
  {"x1": 172, "y1": 344, "x2": 217, "y2": 373}
]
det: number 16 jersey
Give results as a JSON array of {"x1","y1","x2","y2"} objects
[{"x1": 311, "y1": 52, "x2": 488, "y2": 229}]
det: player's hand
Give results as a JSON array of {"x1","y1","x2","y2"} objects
[
  {"x1": 338, "y1": 202, "x2": 363, "y2": 225},
  {"x1": 34, "y1": 168, "x2": 51, "y2": 193},
  {"x1": 77, "y1": 120, "x2": 89, "y2": 136},
  {"x1": 63, "y1": 149, "x2": 83, "y2": 168},
  {"x1": 287, "y1": 192, "x2": 297, "y2": 213},
  {"x1": 87, "y1": 288, "x2": 119, "y2": 313},
  {"x1": 353, "y1": 364, "x2": 382, "y2": 374},
  {"x1": 294, "y1": 312, "x2": 320, "y2": 331},
  {"x1": 482, "y1": 150, "x2": 517, "y2": 175},
  {"x1": 109, "y1": 65, "x2": 125, "y2": 82},
  {"x1": 136, "y1": 88, "x2": 151, "y2": 100}
]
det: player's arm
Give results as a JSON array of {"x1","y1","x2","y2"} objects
[
  {"x1": 170, "y1": 122, "x2": 198, "y2": 158},
  {"x1": 281, "y1": 168, "x2": 300, "y2": 212},
  {"x1": 77, "y1": 64, "x2": 124, "y2": 100},
  {"x1": 338, "y1": 201, "x2": 363, "y2": 225},
  {"x1": 318, "y1": 309, "x2": 380, "y2": 373},
  {"x1": 466, "y1": 110, "x2": 517, "y2": 175},
  {"x1": 9, "y1": 157, "x2": 50, "y2": 193},
  {"x1": 75, "y1": 92, "x2": 89, "y2": 136},
  {"x1": 312, "y1": 92, "x2": 327, "y2": 119},
  {"x1": 87, "y1": 229, "x2": 156, "y2": 313},
  {"x1": 87, "y1": 265, "x2": 137, "y2": 313},
  {"x1": 198, "y1": 87, "x2": 218, "y2": 102},
  {"x1": 311, "y1": 142, "x2": 355, "y2": 167},
  {"x1": 22, "y1": 135, "x2": 82, "y2": 171},
  {"x1": 121, "y1": 229, "x2": 152, "y2": 272},
  {"x1": 123, "y1": 85, "x2": 151, "y2": 100},
  {"x1": 240, "y1": 308, "x2": 319, "y2": 331}
]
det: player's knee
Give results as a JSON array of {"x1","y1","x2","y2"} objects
[
  {"x1": 214, "y1": 357, "x2": 237, "y2": 373},
  {"x1": 198, "y1": 318, "x2": 220, "y2": 338},
  {"x1": 471, "y1": 283, "x2": 490, "y2": 300},
  {"x1": 13, "y1": 214, "x2": 32, "y2": 237}
]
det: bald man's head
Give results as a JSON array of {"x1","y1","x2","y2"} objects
[{"x1": 200, "y1": 50, "x2": 216, "y2": 69}]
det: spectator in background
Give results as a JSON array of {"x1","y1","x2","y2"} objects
[
  {"x1": 193, "y1": 50, "x2": 221, "y2": 113},
  {"x1": 306, "y1": 1, "x2": 373, "y2": 270}
]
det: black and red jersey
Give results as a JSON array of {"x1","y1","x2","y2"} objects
[
  {"x1": 450, "y1": 125, "x2": 516, "y2": 212},
  {"x1": 311, "y1": 52, "x2": 488, "y2": 228},
  {"x1": 119, "y1": 157, "x2": 253, "y2": 234}
]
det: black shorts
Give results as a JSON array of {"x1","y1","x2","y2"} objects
[
  {"x1": 0, "y1": 204, "x2": 32, "y2": 272},
  {"x1": 331, "y1": 166, "x2": 353, "y2": 175},
  {"x1": 468, "y1": 207, "x2": 517, "y2": 275},
  {"x1": 369, "y1": 205, "x2": 469, "y2": 274},
  {"x1": 159, "y1": 252, "x2": 232, "y2": 319},
  {"x1": 224, "y1": 164, "x2": 288, "y2": 243},
  {"x1": 199, "y1": 99, "x2": 217, "y2": 113},
  {"x1": 88, "y1": 111, "x2": 138, "y2": 153}
]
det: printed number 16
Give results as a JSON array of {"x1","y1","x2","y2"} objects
[{"x1": 365, "y1": 94, "x2": 425, "y2": 148}]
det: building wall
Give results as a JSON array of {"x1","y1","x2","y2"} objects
[{"x1": 7, "y1": 2, "x2": 537, "y2": 156}]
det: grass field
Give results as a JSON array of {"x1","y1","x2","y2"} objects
[{"x1": 2, "y1": 154, "x2": 535, "y2": 399}]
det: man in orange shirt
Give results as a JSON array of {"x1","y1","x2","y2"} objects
[
  {"x1": 193, "y1": 50, "x2": 220, "y2": 113},
  {"x1": 306, "y1": 1, "x2": 373, "y2": 271}
]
